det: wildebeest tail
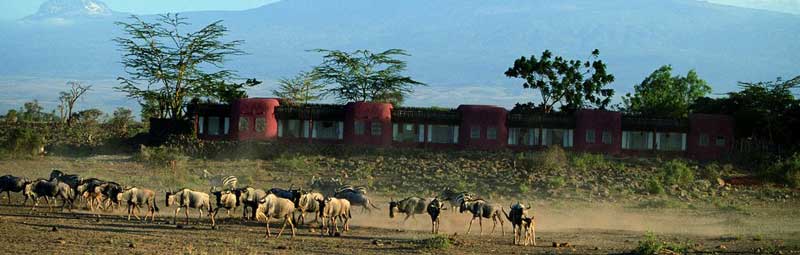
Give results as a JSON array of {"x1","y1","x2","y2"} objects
[
  {"x1": 369, "y1": 199, "x2": 380, "y2": 209},
  {"x1": 153, "y1": 195, "x2": 160, "y2": 212}
]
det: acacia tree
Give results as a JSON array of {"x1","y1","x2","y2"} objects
[
  {"x1": 58, "y1": 81, "x2": 92, "y2": 125},
  {"x1": 272, "y1": 71, "x2": 326, "y2": 105},
  {"x1": 623, "y1": 65, "x2": 711, "y2": 118},
  {"x1": 115, "y1": 14, "x2": 252, "y2": 120},
  {"x1": 311, "y1": 49, "x2": 424, "y2": 104},
  {"x1": 505, "y1": 49, "x2": 615, "y2": 113}
]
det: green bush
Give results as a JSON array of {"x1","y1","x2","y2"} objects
[
  {"x1": 700, "y1": 163, "x2": 722, "y2": 180},
  {"x1": 660, "y1": 160, "x2": 695, "y2": 187},
  {"x1": 135, "y1": 145, "x2": 187, "y2": 167},
  {"x1": 645, "y1": 176, "x2": 665, "y2": 195},
  {"x1": 770, "y1": 153, "x2": 800, "y2": 188},
  {"x1": 547, "y1": 176, "x2": 566, "y2": 190},
  {"x1": 571, "y1": 153, "x2": 613, "y2": 172},
  {"x1": 633, "y1": 232, "x2": 690, "y2": 255},
  {"x1": 419, "y1": 235, "x2": 451, "y2": 249},
  {"x1": 4, "y1": 127, "x2": 45, "y2": 156}
]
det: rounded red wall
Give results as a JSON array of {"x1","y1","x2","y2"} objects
[
  {"x1": 232, "y1": 98, "x2": 280, "y2": 141},
  {"x1": 344, "y1": 102, "x2": 393, "y2": 146}
]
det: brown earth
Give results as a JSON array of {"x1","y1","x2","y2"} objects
[{"x1": 0, "y1": 156, "x2": 798, "y2": 254}]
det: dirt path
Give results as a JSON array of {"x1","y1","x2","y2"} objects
[{"x1": 0, "y1": 200, "x2": 795, "y2": 255}]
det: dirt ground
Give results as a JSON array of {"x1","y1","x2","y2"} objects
[
  {"x1": 1, "y1": 157, "x2": 799, "y2": 254},
  {"x1": 0, "y1": 197, "x2": 797, "y2": 255}
]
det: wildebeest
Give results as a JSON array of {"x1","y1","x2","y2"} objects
[
  {"x1": 295, "y1": 192, "x2": 324, "y2": 225},
  {"x1": 236, "y1": 187, "x2": 267, "y2": 220},
  {"x1": 520, "y1": 215, "x2": 536, "y2": 246},
  {"x1": 76, "y1": 178, "x2": 107, "y2": 211},
  {"x1": 25, "y1": 178, "x2": 75, "y2": 212},
  {"x1": 427, "y1": 198, "x2": 446, "y2": 234},
  {"x1": 165, "y1": 188, "x2": 215, "y2": 225},
  {"x1": 309, "y1": 176, "x2": 343, "y2": 196},
  {"x1": 389, "y1": 197, "x2": 430, "y2": 222},
  {"x1": 120, "y1": 187, "x2": 159, "y2": 222},
  {"x1": 100, "y1": 182, "x2": 124, "y2": 210},
  {"x1": 267, "y1": 187, "x2": 302, "y2": 205},
  {"x1": 317, "y1": 197, "x2": 352, "y2": 236},
  {"x1": 440, "y1": 187, "x2": 477, "y2": 212},
  {"x1": 502, "y1": 202, "x2": 532, "y2": 245},
  {"x1": 49, "y1": 169, "x2": 81, "y2": 191},
  {"x1": 0, "y1": 175, "x2": 30, "y2": 205},
  {"x1": 211, "y1": 188, "x2": 239, "y2": 220},
  {"x1": 334, "y1": 188, "x2": 379, "y2": 214},
  {"x1": 460, "y1": 199, "x2": 505, "y2": 236},
  {"x1": 255, "y1": 193, "x2": 296, "y2": 238}
]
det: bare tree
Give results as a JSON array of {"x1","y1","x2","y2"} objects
[{"x1": 58, "y1": 81, "x2": 92, "y2": 126}]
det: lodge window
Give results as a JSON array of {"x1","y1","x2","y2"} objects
[
  {"x1": 315, "y1": 121, "x2": 342, "y2": 140},
  {"x1": 699, "y1": 134, "x2": 709, "y2": 146},
  {"x1": 354, "y1": 121, "x2": 365, "y2": 135},
  {"x1": 487, "y1": 127, "x2": 497, "y2": 140},
  {"x1": 239, "y1": 117, "x2": 249, "y2": 132},
  {"x1": 586, "y1": 130, "x2": 596, "y2": 144},
  {"x1": 198, "y1": 116, "x2": 205, "y2": 135},
  {"x1": 622, "y1": 131, "x2": 652, "y2": 150},
  {"x1": 371, "y1": 122, "x2": 383, "y2": 136},
  {"x1": 208, "y1": 117, "x2": 220, "y2": 135},
  {"x1": 430, "y1": 125, "x2": 458, "y2": 144},
  {"x1": 255, "y1": 117, "x2": 266, "y2": 133},
  {"x1": 656, "y1": 132, "x2": 686, "y2": 151},
  {"x1": 543, "y1": 129, "x2": 573, "y2": 148},
  {"x1": 470, "y1": 126, "x2": 481, "y2": 139},
  {"x1": 602, "y1": 131, "x2": 612, "y2": 145},
  {"x1": 509, "y1": 128, "x2": 538, "y2": 146},
  {"x1": 223, "y1": 117, "x2": 230, "y2": 135},
  {"x1": 393, "y1": 123, "x2": 418, "y2": 142},
  {"x1": 715, "y1": 136, "x2": 726, "y2": 147}
]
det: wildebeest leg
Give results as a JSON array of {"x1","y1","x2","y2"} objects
[
  {"x1": 4, "y1": 190, "x2": 10, "y2": 205},
  {"x1": 30, "y1": 197, "x2": 39, "y2": 213},
  {"x1": 403, "y1": 214, "x2": 412, "y2": 224},
  {"x1": 331, "y1": 216, "x2": 339, "y2": 236},
  {"x1": 174, "y1": 207, "x2": 180, "y2": 224},
  {"x1": 196, "y1": 208, "x2": 203, "y2": 225},
  {"x1": 265, "y1": 217, "x2": 272, "y2": 238},
  {"x1": 185, "y1": 207, "x2": 190, "y2": 225},
  {"x1": 466, "y1": 216, "x2": 475, "y2": 234},
  {"x1": 320, "y1": 217, "x2": 326, "y2": 236},
  {"x1": 343, "y1": 215, "x2": 350, "y2": 232},
  {"x1": 127, "y1": 204, "x2": 133, "y2": 221},
  {"x1": 478, "y1": 216, "x2": 483, "y2": 235},
  {"x1": 277, "y1": 217, "x2": 289, "y2": 238}
]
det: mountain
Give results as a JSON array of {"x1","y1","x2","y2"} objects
[
  {"x1": 0, "y1": 0, "x2": 799, "y2": 113},
  {"x1": 22, "y1": 0, "x2": 119, "y2": 25}
]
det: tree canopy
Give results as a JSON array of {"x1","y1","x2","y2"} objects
[
  {"x1": 504, "y1": 49, "x2": 615, "y2": 113},
  {"x1": 311, "y1": 49, "x2": 424, "y2": 104},
  {"x1": 623, "y1": 65, "x2": 712, "y2": 118},
  {"x1": 114, "y1": 14, "x2": 255, "y2": 120},
  {"x1": 272, "y1": 71, "x2": 326, "y2": 105}
]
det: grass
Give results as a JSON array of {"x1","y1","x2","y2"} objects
[
  {"x1": 418, "y1": 235, "x2": 451, "y2": 249},
  {"x1": 633, "y1": 232, "x2": 691, "y2": 255}
]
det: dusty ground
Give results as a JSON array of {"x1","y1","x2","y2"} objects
[{"x1": 1, "y1": 156, "x2": 799, "y2": 254}]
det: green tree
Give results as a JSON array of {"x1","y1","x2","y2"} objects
[
  {"x1": 311, "y1": 49, "x2": 424, "y2": 104},
  {"x1": 20, "y1": 100, "x2": 45, "y2": 122},
  {"x1": 200, "y1": 78, "x2": 262, "y2": 103},
  {"x1": 107, "y1": 107, "x2": 135, "y2": 137},
  {"x1": 505, "y1": 49, "x2": 615, "y2": 113},
  {"x1": 623, "y1": 65, "x2": 711, "y2": 118},
  {"x1": 58, "y1": 81, "x2": 92, "y2": 125},
  {"x1": 5, "y1": 109, "x2": 18, "y2": 123},
  {"x1": 114, "y1": 14, "x2": 247, "y2": 120},
  {"x1": 272, "y1": 71, "x2": 326, "y2": 105}
]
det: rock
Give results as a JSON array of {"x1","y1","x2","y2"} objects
[
  {"x1": 176, "y1": 224, "x2": 184, "y2": 229},
  {"x1": 552, "y1": 242, "x2": 560, "y2": 247},
  {"x1": 717, "y1": 245, "x2": 727, "y2": 250},
  {"x1": 372, "y1": 239, "x2": 384, "y2": 246},
  {"x1": 276, "y1": 245, "x2": 289, "y2": 250},
  {"x1": 56, "y1": 240, "x2": 66, "y2": 244},
  {"x1": 51, "y1": 226, "x2": 58, "y2": 232},
  {"x1": 128, "y1": 242, "x2": 136, "y2": 248},
  {"x1": 561, "y1": 242, "x2": 571, "y2": 247}
]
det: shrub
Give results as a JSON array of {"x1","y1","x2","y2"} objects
[
  {"x1": 763, "y1": 153, "x2": 800, "y2": 188},
  {"x1": 645, "y1": 176, "x2": 665, "y2": 195},
  {"x1": 4, "y1": 127, "x2": 45, "y2": 156},
  {"x1": 547, "y1": 176, "x2": 566, "y2": 190},
  {"x1": 419, "y1": 235, "x2": 451, "y2": 249},
  {"x1": 700, "y1": 163, "x2": 722, "y2": 180},
  {"x1": 136, "y1": 145, "x2": 187, "y2": 167},
  {"x1": 541, "y1": 146, "x2": 568, "y2": 171},
  {"x1": 633, "y1": 232, "x2": 690, "y2": 255},
  {"x1": 571, "y1": 153, "x2": 613, "y2": 172},
  {"x1": 660, "y1": 160, "x2": 695, "y2": 187}
]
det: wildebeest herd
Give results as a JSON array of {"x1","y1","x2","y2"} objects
[{"x1": 0, "y1": 171, "x2": 537, "y2": 246}]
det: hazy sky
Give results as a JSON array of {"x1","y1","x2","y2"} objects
[{"x1": 0, "y1": 0, "x2": 797, "y2": 20}]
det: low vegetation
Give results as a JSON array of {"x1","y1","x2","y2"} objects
[{"x1": 633, "y1": 232, "x2": 691, "y2": 255}]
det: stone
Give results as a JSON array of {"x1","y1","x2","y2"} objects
[
  {"x1": 716, "y1": 178, "x2": 726, "y2": 187},
  {"x1": 51, "y1": 226, "x2": 58, "y2": 232},
  {"x1": 128, "y1": 243, "x2": 136, "y2": 248}
]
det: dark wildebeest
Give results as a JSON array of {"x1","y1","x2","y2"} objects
[
  {"x1": 502, "y1": 202, "x2": 532, "y2": 245},
  {"x1": 427, "y1": 198, "x2": 446, "y2": 234},
  {"x1": 333, "y1": 188, "x2": 379, "y2": 214},
  {"x1": 0, "y1": 175, "x2": 31, "y2": 205},
  {"x1": 389, "y1": 197, "x2": 430, "y2": 223},
  {"x1": 25, "y1": 178, "x2": 75, "y2": 212},
  {"x1": 460, "y1": 199, "x2": 504, "y2": 236},
  {"x1": 236, "y1": 187, "x2": 267, "y2": 220}
]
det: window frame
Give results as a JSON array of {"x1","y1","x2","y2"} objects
[
  {"x1": 239, "y1": 117, "x2": 249, "y2": 132},
  {"x1": 354, "y1": 120, "x2": 365, "y2": 135},
  {"x1": 255, "y1": 117, "x2": 267, "y2": 133},
  {"x1": 371, "y1": 122, "x2": 383, "y2": 136},
  {"x1": 602, "y1": 130, "x2": 612, "y2": 145},
  {"x1": 470, "y1": 126, "x2": 481, "y2": 139},
  {"x1": 487, "y1": 126, "x2": 497, "y2": 140},
  {"x1": 586, "y1": 129, "x2": 596, "y2": 144}
]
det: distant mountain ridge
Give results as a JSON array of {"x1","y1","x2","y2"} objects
[
  {"x1": 23, "y1": 0, "x2": 120, "y2": 24},
  {"x1": 0, "y1": 0, "x2": 798, "y2": 113}
]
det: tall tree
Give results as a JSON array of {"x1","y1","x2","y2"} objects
[
  {"x1": 505, "y1": 49, "x2": 615, "y2": 113},
  {"x1": 58, "y1": 81, "x2": 92, "y2": 125},
  {"x1": 114, "y1": 14, "x2": 246, "y2": 120},
  {"x1": 311, "y1": 49, "x2": 424, "y2": 104},
  {"x1": 623, "y1": 65, "x2": 711, "y2": 118},
  {"x1": 272, "y1": 71, "x2": 326, "y2": 105},
  {"x1": 199, "y1": 78, "x2": 262, "y2": 103},
  {"x1": 107, "y1": 107, "x2": 135, "y2": 137}
]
